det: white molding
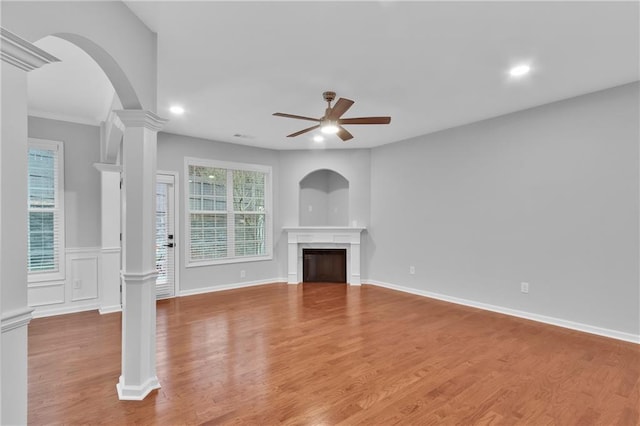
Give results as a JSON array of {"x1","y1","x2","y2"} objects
[
  {"x1": 1, "y1": 307, "x2": 34, "y2": 332},
  {"x1": 27, "y1": 280, "x2": 64, "y2": 289},
  {"x1": 99, "y1": 305, "x2": 122, "y2": 315},
  {"x1": 31, "y1": 302, "x2": 98, "y2": 319},
  {"x1": 178, "y1": 278, "x2": 286, "y2": 297},
  {"x1": 29, "y1": 110, "x2": 100, "y2": 127},
  {"x1": 114, "y1": 110, "x2": 168, "y2": 132},
  {"x1": 66, "y1": 246, "x2": 101, "y2": 255},
  {"x1": 366, "y1": 280, "x2": 640, "y2": 345},
  {"x1": 121, "y1": 270, "x2": 158, "y2": 284},
  {"x1": 116, "y1": 375, "x2": 160, "y2": 401},
  {"x1": 101, "y1": 247, "x2": 121, "y2": 254},
  {"x1": 282, "y1": 226, "x2": 367, "y2": 233},
  {"x1": 107, "y1": 110, "x2": 125, "y2": 133},
  {"x1": 93, "y1": 163, "x2": 121, "y2": 173},
  {"x1": 0, "y1": 27, "x2": 59, "y2": 71}
]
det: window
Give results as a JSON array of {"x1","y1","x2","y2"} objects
[
  {"x1": 28, "y1": 139, "x2": 64, "y2": 281},
  {"x1": 185, "y1": 158, "x2": 271, "y2": 266}
]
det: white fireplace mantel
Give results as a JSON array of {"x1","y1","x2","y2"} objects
[{"x1": 283, "y1": 226, "x2": 366, "y2": 285}]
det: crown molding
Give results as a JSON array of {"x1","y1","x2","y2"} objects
[
  {"x1": 29, "y1": 109, "x2": 101, "y2": 127},
  {"x1": 114, "y1": 110, "x2": 168, "y2": 132},
  {"x1": 0, "y1": 27, "x2": 59, "y2": 71}
]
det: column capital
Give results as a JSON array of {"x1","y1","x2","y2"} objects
[
  {"x1": 0, "y1": 27, "x2": 59, "y2": 71},
  {"x1": 114, "y1": 110, "x2": 168, "y2": 132},
  {"x1": 93, "y1": 162, "x2": 122, "y2": 173},
  {"x1": 1, "y1": 307, "x2": 34, "y2": 333}
]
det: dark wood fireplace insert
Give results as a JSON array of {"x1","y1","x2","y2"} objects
[{"x1": 302, "y1": 249, "x2": 347, "y2": 283}]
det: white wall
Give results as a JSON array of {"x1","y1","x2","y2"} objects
[
  {"x1": 157, "y1": 132, "x2": 282, "y2": 293},
  {"x1": 28, "y1": 117, "x2": 102, "y2": 316},
  {"x1": 29, "y1": 117, "x2": 101, "y2": 247},
  {"x1": 369, "y1": 82, "x2": 640, "y2": 338},
  {"x1": 327, "y1": 170, "x2": 349, "y2": 226}
]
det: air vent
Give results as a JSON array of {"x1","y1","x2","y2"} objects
[{"x1": 233, "y1": 133, "x2": 254, "y2": 139}]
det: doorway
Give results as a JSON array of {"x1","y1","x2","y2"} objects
[{"x1": 156, "y1": 173, "x2": 177, "y2": 298}]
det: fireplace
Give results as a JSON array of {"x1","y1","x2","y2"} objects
[
  {"x1": 303, "y1": 249, "x2": 346, "y2": 283},
  {"x1": 283, "y1": 226, "x2": 365, "y2": 285}
]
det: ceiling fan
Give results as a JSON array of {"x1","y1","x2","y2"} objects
[{"x1": 273, "y1": 91, "x2": 391, "y2": 141}]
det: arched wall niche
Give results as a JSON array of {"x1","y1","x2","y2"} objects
[{"x1": 299, "y1": 169, "x2": 349, "y2": 226}]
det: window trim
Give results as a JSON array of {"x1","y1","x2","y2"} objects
[
  {"x1": 184, "y1": 157, "x2": 272, "y2": 267},
  {"x1": 27, "y1": 138, "x2": 65, "y2": 283}
]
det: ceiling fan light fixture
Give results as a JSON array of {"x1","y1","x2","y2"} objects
[{"x1": 321, "y1": 121, "x2": 339, "y2": 134}]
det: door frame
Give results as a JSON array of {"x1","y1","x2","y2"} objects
[{"x1": 157, "y1": 170, "x2": 179, "y2": 297}]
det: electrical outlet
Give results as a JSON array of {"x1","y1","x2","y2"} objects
[
  {"x1": 409, "y1": 266, "x2": 415, "y2": 275},
  {"x1": 74, "y1": 279, "x2": 82, "y2": 289},
  {"x1": 521, "y1": 282, "x2": 529, "y2": 294},
  {"x1": 240, "y1": 270, "x2": 246, "y2": 278},
  {"x1": 308, "y1": 205, "x2": 313, "y2": 212}
]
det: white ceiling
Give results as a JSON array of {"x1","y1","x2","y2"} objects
[{"x1": 28, "y1": 1, "x2": 639, "y2": 150}]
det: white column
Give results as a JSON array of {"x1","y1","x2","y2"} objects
[
  {"x1": 350, "y1": 242, "x2": 362, "y2": 286},
  {"x1": 94, "y1": 163, "x2": 122, "y2": 314},
  {"x1": 115, "y1": 110, "x2": 167, "y2": 400},
  {"x1": 0, "y1": 27, "x2": 59, "y2": 425},
  {"x1": 287, "y1": 239, "x2": 298, "y2": 284}
]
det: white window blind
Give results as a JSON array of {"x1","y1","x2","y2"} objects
[
  {"x1": 186, "y1": 158, "x2": 271, "y2": 266},
  {"x1": 28, "y1": 139, "x2": 64, "y2": 281}
]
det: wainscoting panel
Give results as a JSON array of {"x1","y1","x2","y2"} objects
[
  {"x1": 70, "y1": 255, "x2": 99, "y2": 302},
  {"x1": 30, "y1": 247, "x2": 101, "y2": 318},
  {"x1": 28, "y1": 283, "x2": 65, "y2": 307}
]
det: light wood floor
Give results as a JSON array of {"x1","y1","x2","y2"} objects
[{"x1": 29, "y1": 283, "x2": 639, "y2": 425}]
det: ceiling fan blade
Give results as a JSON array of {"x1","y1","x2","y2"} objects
[
  {"x1": 287, "y1": 125, "x2": 320, "y2": 138},
  {"x1": 327, "y1": 98, "x2": 354, "y2": 120},
  {"x1": 339, "y1": 117, "x2": 391, "y2": 125},
  {"x1": 337, "y1": 126, "x2": 354, "y2": 142},
  {"x1": 273, "y1": 112, "x2": 320, "y2": 122}
]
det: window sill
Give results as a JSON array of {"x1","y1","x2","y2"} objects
[{"x1": 186, "y1": 254, "x2": 272, "y2": 268}]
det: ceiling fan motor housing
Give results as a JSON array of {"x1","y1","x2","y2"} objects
[{"x1": 322, "y1": 91, "x2": 336, "y2": 103}]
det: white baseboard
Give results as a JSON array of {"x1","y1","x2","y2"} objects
[
  {"x1": 31, "y1": 302, "x2": 99, "y2": 319},
  {"x1": 366, "y1": 280, "x2": 640, "y2": 344},
  {"x1": 99, "y1": 304, "x2": 122, "y2": 315},
  {"x1": 178, "y1": 277, "x2": 287, "y2": 297}
]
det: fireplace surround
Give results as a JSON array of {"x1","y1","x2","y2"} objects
[{"x1": 283, "y1": 226, "x2": 365, "y2": 285}]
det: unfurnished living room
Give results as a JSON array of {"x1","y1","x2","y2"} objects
[{"x1": 1, "y1": 1, "x2": 639, "y2": 425}]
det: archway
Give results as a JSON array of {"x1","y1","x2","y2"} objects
[{"x1": 25, "y1": 31, "x2": 164, "y2": 403}]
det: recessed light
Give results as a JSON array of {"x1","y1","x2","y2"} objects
[
  {"x1": 313, "y1": 135, "x2": 324, "y2": 143},
  {"x1": 169, "y1": 105, "x2": 185, "y2": 115},
  {"x1": 509, "y1": 64, "x2": 531, "y2": 77}
]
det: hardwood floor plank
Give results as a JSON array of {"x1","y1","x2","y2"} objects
[{"x1": 28, "y1": 283, "x2": 639, "y2": 425}]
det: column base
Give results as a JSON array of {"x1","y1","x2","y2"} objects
[
  {"x1": 116, "y1": 375, "x2": 160, "y2": 400},
  {"x1": 98, "y1": 305, "x2": 122, "y2": 314}
]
